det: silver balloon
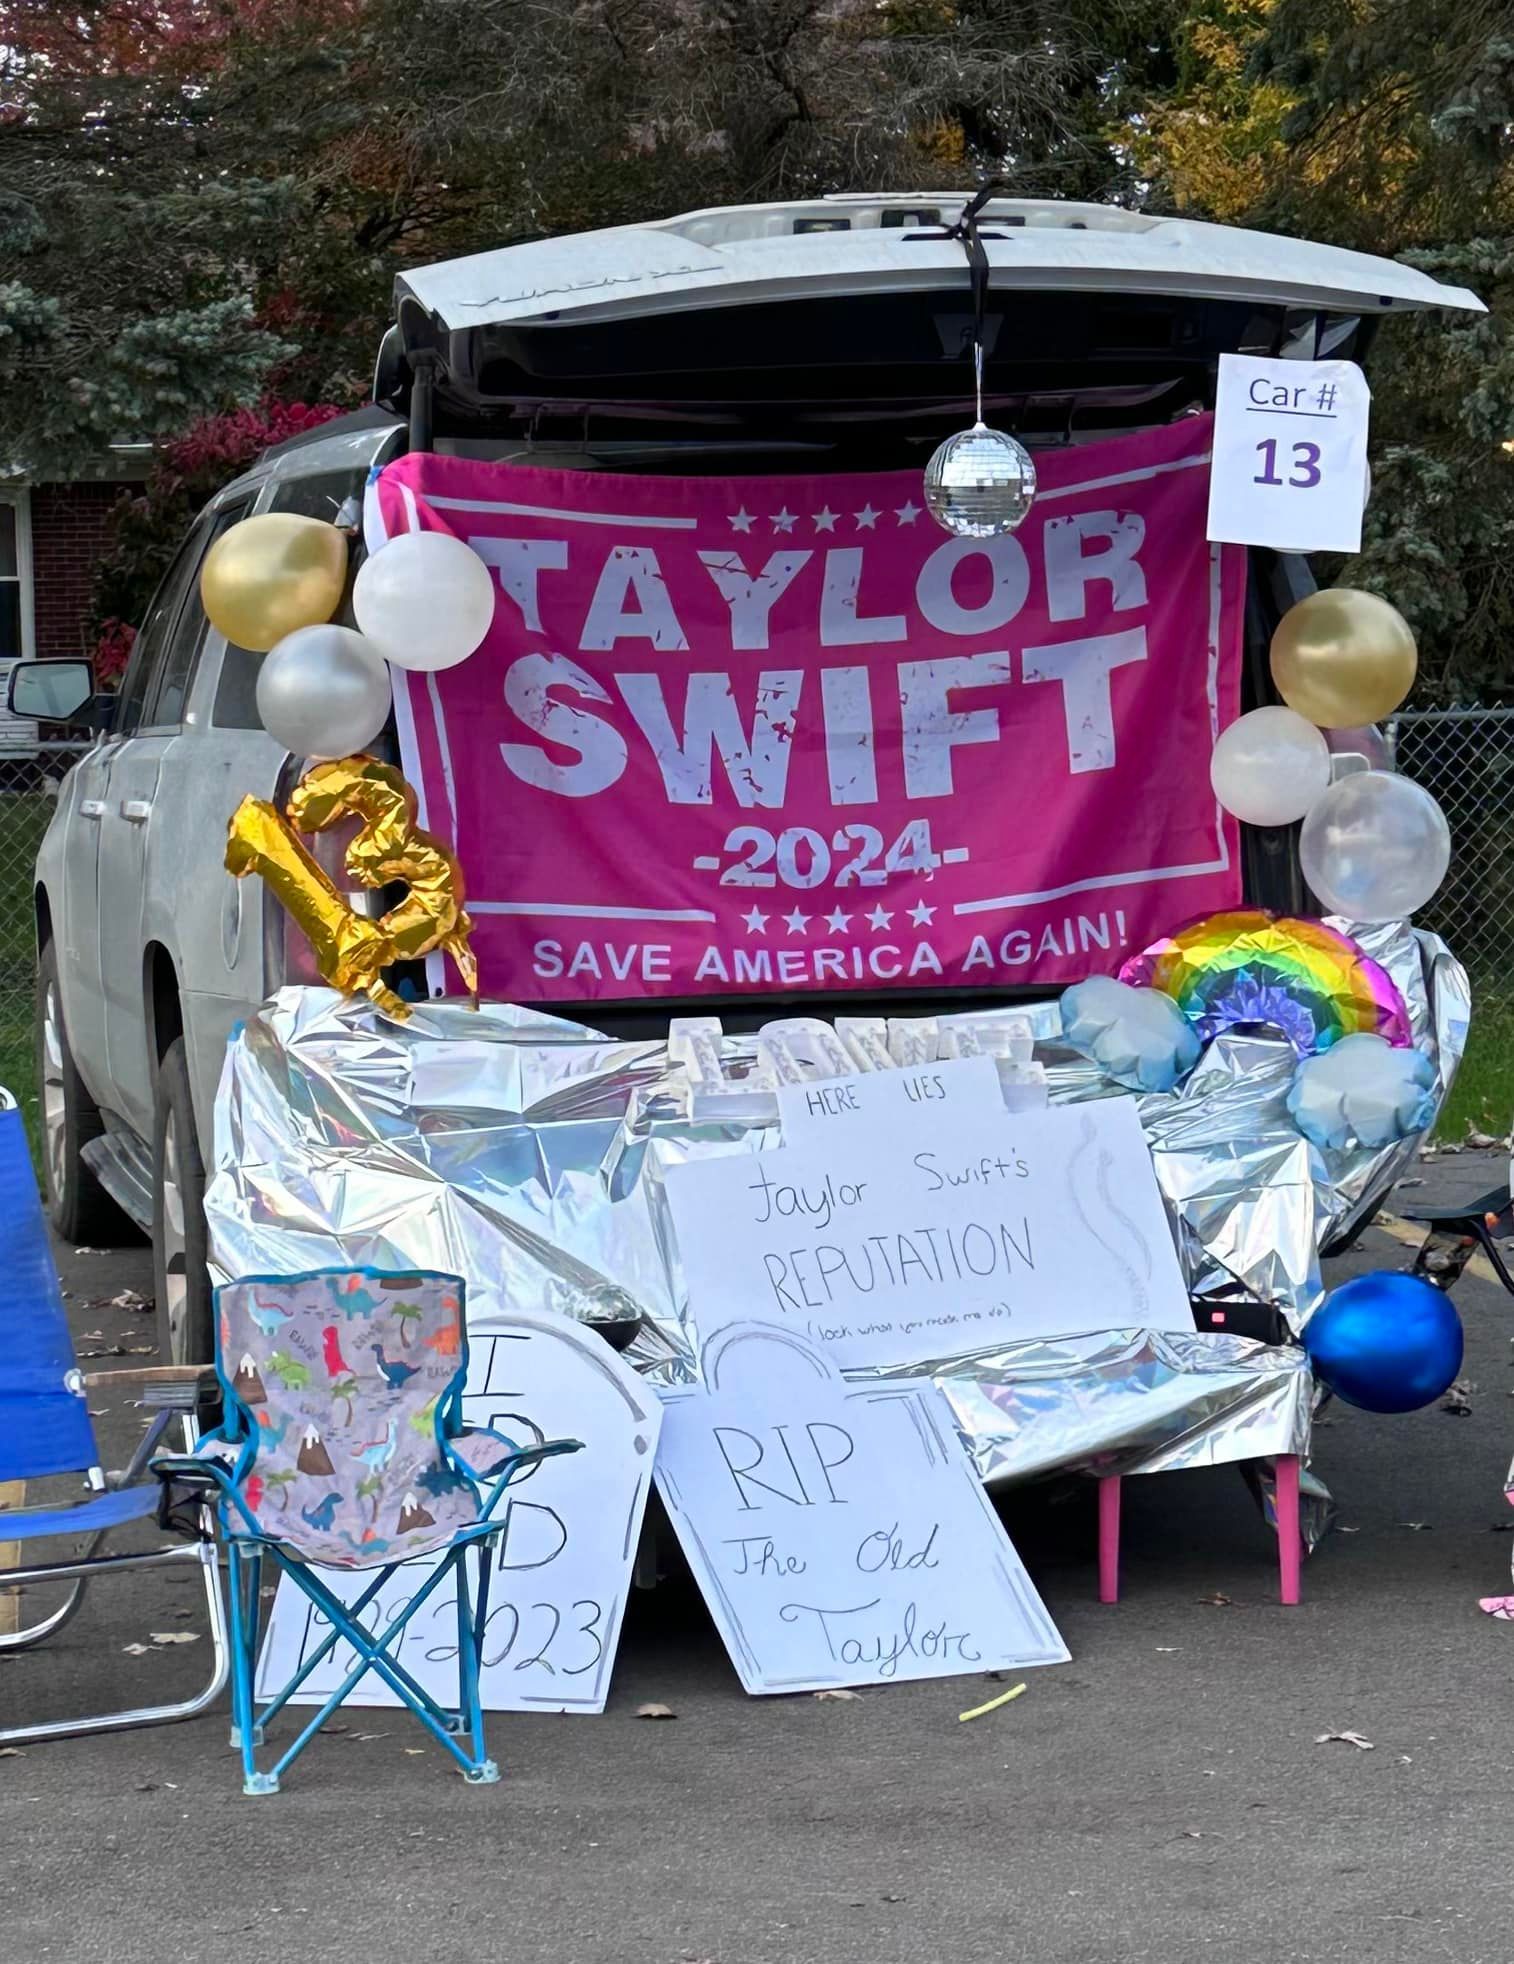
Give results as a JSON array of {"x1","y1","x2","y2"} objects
[
  {"x1": 924, "y1": 424, "x2": 1037, "y2": 538},
  {"x1": 1298, "y1": 769, "x2": 1451, "y2": 922},
  {"x1": 256, "y1": 623, "x2": 393, "y2": 760}
]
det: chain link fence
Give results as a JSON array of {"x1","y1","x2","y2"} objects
[
  {"x1": 0, "y1": 720, "x2": 1501, "y2": 1149},
  {"x1": 0, "y1": 744, "x2": 91, "y2": 1145},
  {"x1": 1389, "y1": 708, "x2": 1514, "y2": 985}
]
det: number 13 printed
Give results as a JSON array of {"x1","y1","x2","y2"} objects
[{"x1": 1253, "y1": 437, "x2": 1322, "y2": 488}]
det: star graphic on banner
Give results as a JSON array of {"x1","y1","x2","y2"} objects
[
  {"x1": 894, "y1": 500, "x2": 922, "y2": 525},
  {"x1": 742, "y1": 906, "x2": 769, "y2": 934},
  {"x1": 908, "y1": 899, "x2": 936, "y2": 926},
  {"x1": 783, "y1": 908, "x2": 810, "y2": 936},
  {"x1": 770, "y1": 507, "x2": 797, "y2": 533},
  {"x1": 812, "y1": 506, "x2": 839, "y2": 531},
  {"x1": 865, "y1": 903, "x2": 894, "y2": 930},
  {"x1": 854, "y1": 503, "x2": 881, "y2": 530},
  {"x1": 729, "y1": 508, "x2": 755, "y2": 532},
  {"x1": 824, "y1": 907, "x2": 851, "y2": 933}
]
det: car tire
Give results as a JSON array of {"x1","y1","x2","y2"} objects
[
  {"x1": 153, "y1": 1037, "x2": 214, "y2": 1367},
  {"x1": 36, "y1": 939, "x2": 138, "y2": 1246}
]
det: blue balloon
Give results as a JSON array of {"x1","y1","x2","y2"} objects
[{"x1": 1303, "y1": 1272, "x2": 1463, "y2": 1414}]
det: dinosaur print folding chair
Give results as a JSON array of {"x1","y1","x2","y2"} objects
[
  {"x1": 156, "y1": 1267, "x2": 581, "y2": 1794},
  {"x1": 0, "y1": 1088, "x2": 227, "y2": 1746}
]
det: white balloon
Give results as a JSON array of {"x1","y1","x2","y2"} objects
[
  {"x1": 352, "y1": 531, "x2": 496, "y2": 672},
  {"x1": 1210, "y1": 706, "x2": 1331, "y2": 826},
  {"x1": 1299, "y1": 769, "x2": 1451, "y2": 922},
  {"x1": 257, "y1": 624, "x2": 393, "y2": 759}
]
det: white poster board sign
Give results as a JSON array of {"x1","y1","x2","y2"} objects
[
  {"x1": 665, "y1": 1094, "x2": 1193, "y2": 1371},
  {"x1": 655, "y1": 1324, "x2": 1068, "y2": 1694},
  {"x1": 1207, "y1": 353, "x2": 1370, "y2": 554},
  {"x1": 256, "y1": 1311, "x2": 660, "y2": 1713},
  {"x1": 776, "y1": 1056, "x2": 1005, "y2": 1142}
]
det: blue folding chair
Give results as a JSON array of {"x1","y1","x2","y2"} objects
[
  {"x1": 156, "y1": 1268, "x2": 581, "y2": 1794},
  {"x1": 0, "y1": 1092, "x2": 228, "y2": 1746}
]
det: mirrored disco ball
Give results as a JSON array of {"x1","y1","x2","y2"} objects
[{"x1": 923, "y1": 424, "x2": 1037, "y2": 538}]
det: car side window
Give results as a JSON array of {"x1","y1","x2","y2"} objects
[
  {"x1": 112, "y1": 527, "x2": 206, "y2": 737},
  {"x1": 144, "y1": 501, "x2": 252, "y2": 729},
  {"x1": 213, "y1": 470, "x2": 362, "y2": 729}
]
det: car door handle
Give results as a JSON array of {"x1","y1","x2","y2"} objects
[
  {"x1": 120, "y1": 799, "x2": 152, "y2": 823},
  {"x1": 79, "y1": 799, "x2": 105, "y2": 818}
]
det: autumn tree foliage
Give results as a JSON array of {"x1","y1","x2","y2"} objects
[{"x1": 3, "y1": 0, "x2": 1511, "y2": 692}]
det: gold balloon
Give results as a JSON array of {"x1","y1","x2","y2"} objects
[
  {"x1": 1269, "y1": 587, "x2": 1417, "y2": 728},
  {"x1": 200, "y1": 513, "x2": 348, "y2": 653},
  {"x1": 226, "y1": 754, "x2": 477, "y2": 1018}
]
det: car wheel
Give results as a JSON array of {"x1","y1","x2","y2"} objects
[
  {"x1": 153, "y1": 1037, "x2": 214, "y2": 1367},
  {"x1": 35, "y1": 939, "x2": 137, "y2": 1245}
]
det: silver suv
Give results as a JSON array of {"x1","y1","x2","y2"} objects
[
  {"x1": 18, "y1": 411, "x2": 406, "y2": 1368},
  {"x1": 17, "y1": 193, "x2": 1479, "y2": 1371}
]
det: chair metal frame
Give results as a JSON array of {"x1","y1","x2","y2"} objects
[
  {"x1": 0, "y1": 1369, "x2": 229, "y2": 1747},
  {"x1": 160, "y1": 1267, "x2": 582, "y2": 1795}
]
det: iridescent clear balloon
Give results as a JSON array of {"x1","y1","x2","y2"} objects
[
  {"x1": 1298, "y1": 769, "x2": 1451, "y2": 922},
  {"x1": 924, "y1": 423, "x2": 1037, "y2": 538}
]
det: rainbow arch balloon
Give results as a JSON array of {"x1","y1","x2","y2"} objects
[{"x1": 1118, "y1": 909, "x2": 1413, "y2": 1058}]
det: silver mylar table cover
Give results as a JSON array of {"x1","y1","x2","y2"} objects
[{"x1": 205, "y1": 921, "x2": 1467, "y2": 1517}]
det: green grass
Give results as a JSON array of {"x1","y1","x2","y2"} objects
[{"x1": 1438, "y1": 984, "x2": 1514, "y2": 1142}]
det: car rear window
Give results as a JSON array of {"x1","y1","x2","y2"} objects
[{"x1": 212, "y1": 471, "x2": 363, "y2": 729}]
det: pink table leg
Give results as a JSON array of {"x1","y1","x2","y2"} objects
[
  {"x1": 1276, "y1": 1453, "x2": 1302, "y2": 1606},
  {"x1": 1098, "y1": 1474, "x2": 1121, "y2": 1604}
]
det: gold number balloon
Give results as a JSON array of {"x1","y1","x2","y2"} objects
[
  {"x1": 201, "y1": 513, "x2": 349, "y2": 653},
  {"x1": 1269, "y1": 587, "x2": 1418, "y2": 728},
  {"x1": 226, "y1": 755, "x2": 477, "y2": 1018}
]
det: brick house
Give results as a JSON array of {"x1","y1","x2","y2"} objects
[{"x1": 1, "y1": 450, "x2": 151, "y2": 665}]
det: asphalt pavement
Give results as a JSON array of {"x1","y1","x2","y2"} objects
[{"x1": 5, "y1": 1153, "x2": 1514, "y2": 1964}]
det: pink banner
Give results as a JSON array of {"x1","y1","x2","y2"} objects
[{"x1": 368, "y1": 416, "x2": 1244, "y2": 1003}]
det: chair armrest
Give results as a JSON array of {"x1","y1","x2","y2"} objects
[
  {"x1": 82, "y1": 1363, "x2": 220, "y2": 1414},
  {"x1": 447, "y1": 1431, "x2": 584, "y2": 1522},
  {"x1": 1395, "y1": 1185, "x2": 1511, "y2": 1228}
]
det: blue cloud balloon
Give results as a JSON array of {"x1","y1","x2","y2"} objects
[
  {"x1": 1286, "y1": 1032, "x2": 1437, "y2": 1151},
  {"x1": 1060, "y1": 975, "x2": 1202, "y2": 1093}
]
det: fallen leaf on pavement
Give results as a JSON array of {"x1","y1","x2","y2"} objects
[
  {"x1": 1316, "y1": 1730, "x2": 1374, "y2": 1750},
  {"x1": 121, "y1": 1643, "x2": 151, "y2": 1656},
  {"x1": 1467, "y1": 1130, "x2": 1498, "y2": 1150},
  {"x1": 0, "y1": 1747, "x2": 25, "y2": 1758},
  {"x1": 813, "y1": 1688, "x2": 862, "y2": 1702},
  {"x1": 150, "y1": 1631, "x2": 199, "y2": 1645},
  {"x1": 1441, "y1": 1378, "x2": 1474, "y2": 1416},
  {"x1": 110, "y1": 1290, "x2": 151, "y2": 1314},
  {"x1": 1478, "y1": 1595, "x2": 1514, "y2": 1619},
  {"x1": 635, "y1": 1702, "x2": 677, "y2": 1720},
  {"x1": 1197, "y1": 1592, "x2": 1233, "y2": 1606},
  {"x1": 73, "y1": 1247, "x2": 106, "y2": 1257},
  {"x1": 403, "y1": 1748, "x2": 426, "y2": 1756}
]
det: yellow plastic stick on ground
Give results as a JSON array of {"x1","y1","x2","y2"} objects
[{"x1": 958, "y1": 1681, "x2": 1026, "y2": 1723}]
